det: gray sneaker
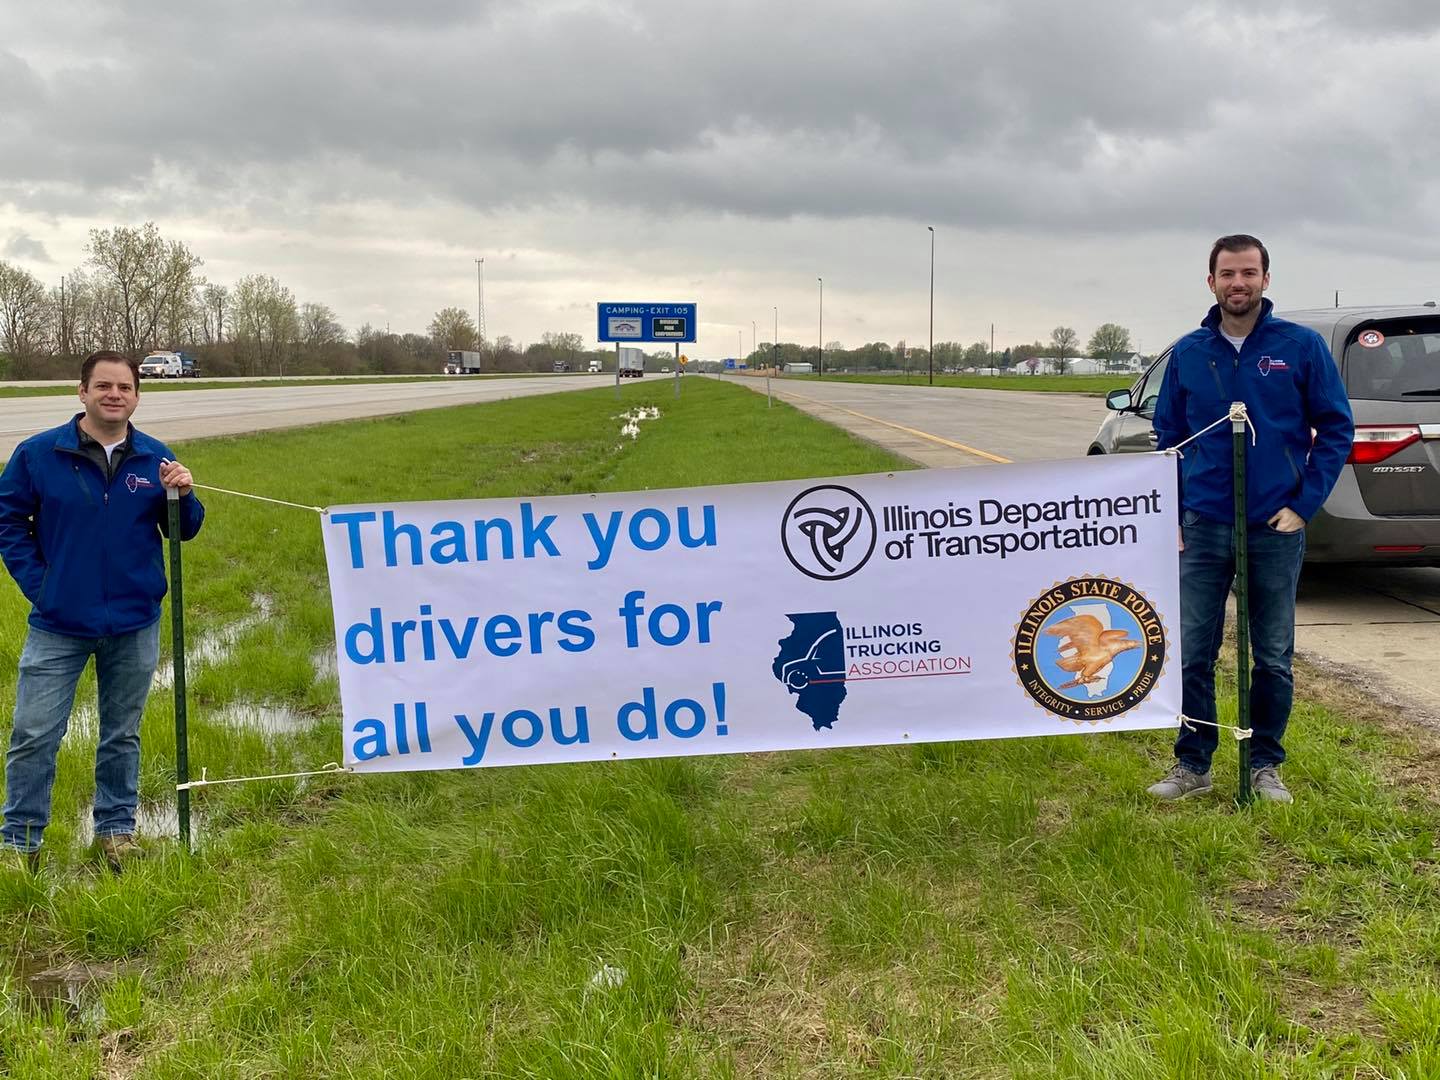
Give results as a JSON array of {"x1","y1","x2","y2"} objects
[
  {"x1": 1147, "y1": 764, "x2": 1213, "y2": 800},
  {"x1": 1251, "y1": 766, "x2": 1293, "y2": 804}
]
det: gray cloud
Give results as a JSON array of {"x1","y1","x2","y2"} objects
[
  {"x1": 3, "y1": 231, "x2": 50, "y2": 261},
  {"x1": 1, "y1": 0, "x2": 1438, "y2": 352}
]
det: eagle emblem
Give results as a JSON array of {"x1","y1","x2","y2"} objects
[{"x1": 1042, "y1": 613, "x2": 1142, "y2": 689}]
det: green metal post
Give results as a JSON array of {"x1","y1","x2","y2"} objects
[
  {"x1": 1232, "y1": 407, "x2": 1253, "y2": 806},
  {"x1": 167, "y1": 488, "x2": 192, "y2": 850}
]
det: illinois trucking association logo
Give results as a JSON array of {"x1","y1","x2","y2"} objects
[
  {"x1": 780, "y1": 484, "x2": 877, "y2": 580},
  {"x1": 1012, "y1": 576, "x2": 1166, "y2": 723}
]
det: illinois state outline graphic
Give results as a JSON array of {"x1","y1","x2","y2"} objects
[{"x1": 773, "y1": 612, "x2": 848, "y2": 730}]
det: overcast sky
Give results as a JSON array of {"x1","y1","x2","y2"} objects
[{"x1": 3, "y1": 0, "x2": 1439, "y2": 358}]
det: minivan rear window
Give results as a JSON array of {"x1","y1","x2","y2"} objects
[{"x1": 1343, "y1": 318, "x2": 1440, "y2": 401}]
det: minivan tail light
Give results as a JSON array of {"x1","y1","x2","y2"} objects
[{"x1": 1349, "y1": 425, "x2": 1422, "y2": 465}]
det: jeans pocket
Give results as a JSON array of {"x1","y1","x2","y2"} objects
[{"x1": 1182, "y1": 510, "x2": 1201, "y2": 527}]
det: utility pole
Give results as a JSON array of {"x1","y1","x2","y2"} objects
[
  {"x1": 752, "y1": 320, "x2": 756, "y2": 358},
  {"x1": 773, "y1": 306, "x2": 779, "y2": 372},
  {"x1": 818, "y1": 277, "x2": 824, "y2": 377},
  {"x1": 990, "y1": 322, "x2": 995, "y2": 367},
  {"x1": 927, "y1": 226, "x2": 935, "y2": 385},
  {"x1": 476, "y1": 258, "x2": 486, "y2": 350},
  {"x1": 1335, "y1": 289, "x2": 1339, "y2": 309}
]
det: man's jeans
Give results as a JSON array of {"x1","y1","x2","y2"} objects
[
  {"x1": 1174, "y1": 511, "x2": 1306, "y2": 774},
  {"x1": 3, "y1": 621, "x2": 160, "y2": 853}
]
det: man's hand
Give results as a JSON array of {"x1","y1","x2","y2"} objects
[
  {"x1": 1267, "y1": 507, "x2": 1305, "y2": 533},
  {"x1": 159, "y1": 459, "x2": 193, "y2": 497},
  {"x1": 1178, "y1": 525, "x2": 1184, "y2": 553}
]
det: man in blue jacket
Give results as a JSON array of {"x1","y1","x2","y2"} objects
[
  {"x1": 1148, "y1": 236, "x2": 1352, "y2": 803},
  {"x1": 0, "y1": 351, "x2": 205, "y2": 871}
]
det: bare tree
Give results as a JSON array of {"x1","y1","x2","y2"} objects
[
  {"x1": 0, "y1": 261, "x2": 51, "y2": 376},
  {"x1": 1050, "y1": 326, "x2": 1080, "y2": 374},
  {"x1": 231, "y1": 274, "x2": 298, "y2": 376},
  {"x1": 86, "y1": 223, "x2": 203, "y2": 356},
  {"x1": 201, "y1": 283, "x2": 229, "y2": 344},
  {"x1": 428, "y1": 306, "x2": 477, "y2": 351}
]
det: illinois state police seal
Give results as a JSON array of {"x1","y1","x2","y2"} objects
[{"x1": 1012, "y1": 576, "x2": 1166, "y2": 723}]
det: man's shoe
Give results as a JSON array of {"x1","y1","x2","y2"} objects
[
  {"x1": 1251, "y1": 766, "x2": 1293, "y2": 804},
  {"x1": 97, "y1": 833, "x2": 139, "y2": 873},
  {"x1": 3, "y1": 845, "x2": 41, "y2": 875},
  {"x1": 1147, "y1": 764, "x2": 1213, "y2": 800}
]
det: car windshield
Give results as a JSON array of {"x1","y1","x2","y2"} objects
[{"x1": 1344, "y1": 319, "x2": 1440, "y2": 400}]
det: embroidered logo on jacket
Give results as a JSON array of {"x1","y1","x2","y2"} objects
[
  {"x1": 125, "y1": 473, "x2": 154, "y2": 493},
  {"x1": 1258, "y1": 355, "x2": 1290, "y2": 376}
]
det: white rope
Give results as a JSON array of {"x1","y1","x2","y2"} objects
[
  {"x1": 1167, "y1": 402, "x2": 1257, "y2": 457},
  {"x1": 189, "y1": 482, "x2": 325, "y2": 515},
  {"x1": 176, "y1": 761, "x2": 352, "y2": 791},
  {"x1": 1179, "y1": 714, "x2": 1253, "y2": 741}
]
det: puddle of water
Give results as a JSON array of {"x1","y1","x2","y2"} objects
[
  {"x1": 73, "y1": 801, "x2": 204, "y2": 848},
  {"x1": 312, "y1": 648, "x2": 337, "y2": 681},
  {"x1": 8, "y1": 956, "x2": 117, "y2": 1022},
  {"x1": 155, "y1": 594, "x2": 275, "y2": 689},
  {"x1": 210, "y1": 700, "x2": 311, "y2": 736}
]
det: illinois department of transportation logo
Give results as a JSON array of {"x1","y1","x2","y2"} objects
[
  {"x1": 1012, "y1": 576, "x2": 1167, "y2": 724},
  {"x1": 780, "y1": 484, "x2": 877, "y2": 580}
]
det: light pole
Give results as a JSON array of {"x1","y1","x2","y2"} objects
[
  {"x1": 817, "y1": 277, "x2": 824, "y2": 377},
  {"x1": 475, "y1": 257, "x2": 486, "y2": 352},
  {"x1": 927, "y1": 227, "x2": 935, "y2": 385},
  {"x1": 752, "y1": 320, "x2": 756, "y2": 359},
  {"x1": 738, "y1": 329, "x2": 742, "y2": 364},
  {"x1": 773, "y1": 306, "x2": 779, "y2": 372}
]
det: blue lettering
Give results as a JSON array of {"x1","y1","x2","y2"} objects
[
  {"x1": 501, "y1": 709, "x2": 544, "y2": 748},
  {"x1": 430, "y1": 521, "x2": 466, "y2": 563},
  {"x1": 352, "y1": 718, "x2": 388, "y2": 760},
  {"x1": 329, "y1": 511, "x2": 376, "y2": 569},
  {"x1": 629, "y1": 508, "x2": 671, "y2": 551},
  {"x1": 439, "y1": 616, "x2": 480, "y2": 659},
  {"x1": 556, "y1": 609, "x2": 595, "y2": 652},
  {"x1": 455, "y1": 711, "x2": 496, "y2": 766},
  {"x1": 584, "y1": 510, "x2": 623, "y2": 570},
  {"x1": 677, "y1": 505, "x2": 717, "y2": 548},
  {"x1": 344, "y1": 608, "x2": 384, "y2": 664},
  {"x1": 382, "y1": 510, "x2": 422, "y2": 567},
  {"x1": 520, "y1": 503, "x2": 560, "y2": 558}
]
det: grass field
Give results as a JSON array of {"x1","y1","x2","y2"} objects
[
  {"x1": 783, "y1": 372, "x2": 1131, "y2": 394},
  {"x1": 3, "y1": 379, "x2": 1440, "y2": 1078},
  {"x1": 0, "y1": 374, "x2": 546, "y2": 399}
]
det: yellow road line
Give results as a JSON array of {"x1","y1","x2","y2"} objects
[{"x1": 771, "y1": 387, "x2": 1013, "y2": 464}]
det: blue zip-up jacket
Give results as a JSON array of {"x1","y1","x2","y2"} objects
[
  {"x1": 0, "y1": 416, "x2": 205, "y2": 638},
  {"x1": 1153, "y1": 299, "x2": 1354, "y2": 526}
]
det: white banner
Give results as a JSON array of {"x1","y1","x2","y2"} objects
[{"x1": 321, "y1": 453, "x2": 1181, "y2": 773}]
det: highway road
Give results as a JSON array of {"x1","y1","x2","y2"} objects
[
  {"x1": 0, "y1": 374, "x2": 609, "y2": 459},
  {"x1": 735, "y1": 373, "x2": 1440, "y2": 720}
]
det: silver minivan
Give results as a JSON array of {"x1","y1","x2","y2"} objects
[{"x1": 1089, "y1": 304, "x2": 1440, "y2": 564}]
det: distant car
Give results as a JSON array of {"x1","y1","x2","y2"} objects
[
  {"x1": 661, "y1": 366, "x2": 671, "y2": 373},
  {"x1": 180, "y1": 355, "x2": 199, "y2": 378},
  {"x1": 1090, "y1": 303, "x2": 1440, "y2": 564}
]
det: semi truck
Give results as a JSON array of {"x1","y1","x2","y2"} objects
[
  {"x1": 587, "y1": 358, "x2": 603, "y2": 373},
  {"x1": 618, "y1": 347, "x2": 645, "y2": 378},
  {"x1": 444, "y1": 350, "x2": 482, "y2": 374}
]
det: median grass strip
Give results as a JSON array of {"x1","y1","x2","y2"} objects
[
  {"x1": 0, "y1": 373, "x2": 548, "y2": 398},
  {"x1": 783, "y1": 372, "x2": 1131, "y2": 394},
  {"x1": 2, "y1": 378, "x2": 1440, "y2": 1077}
]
